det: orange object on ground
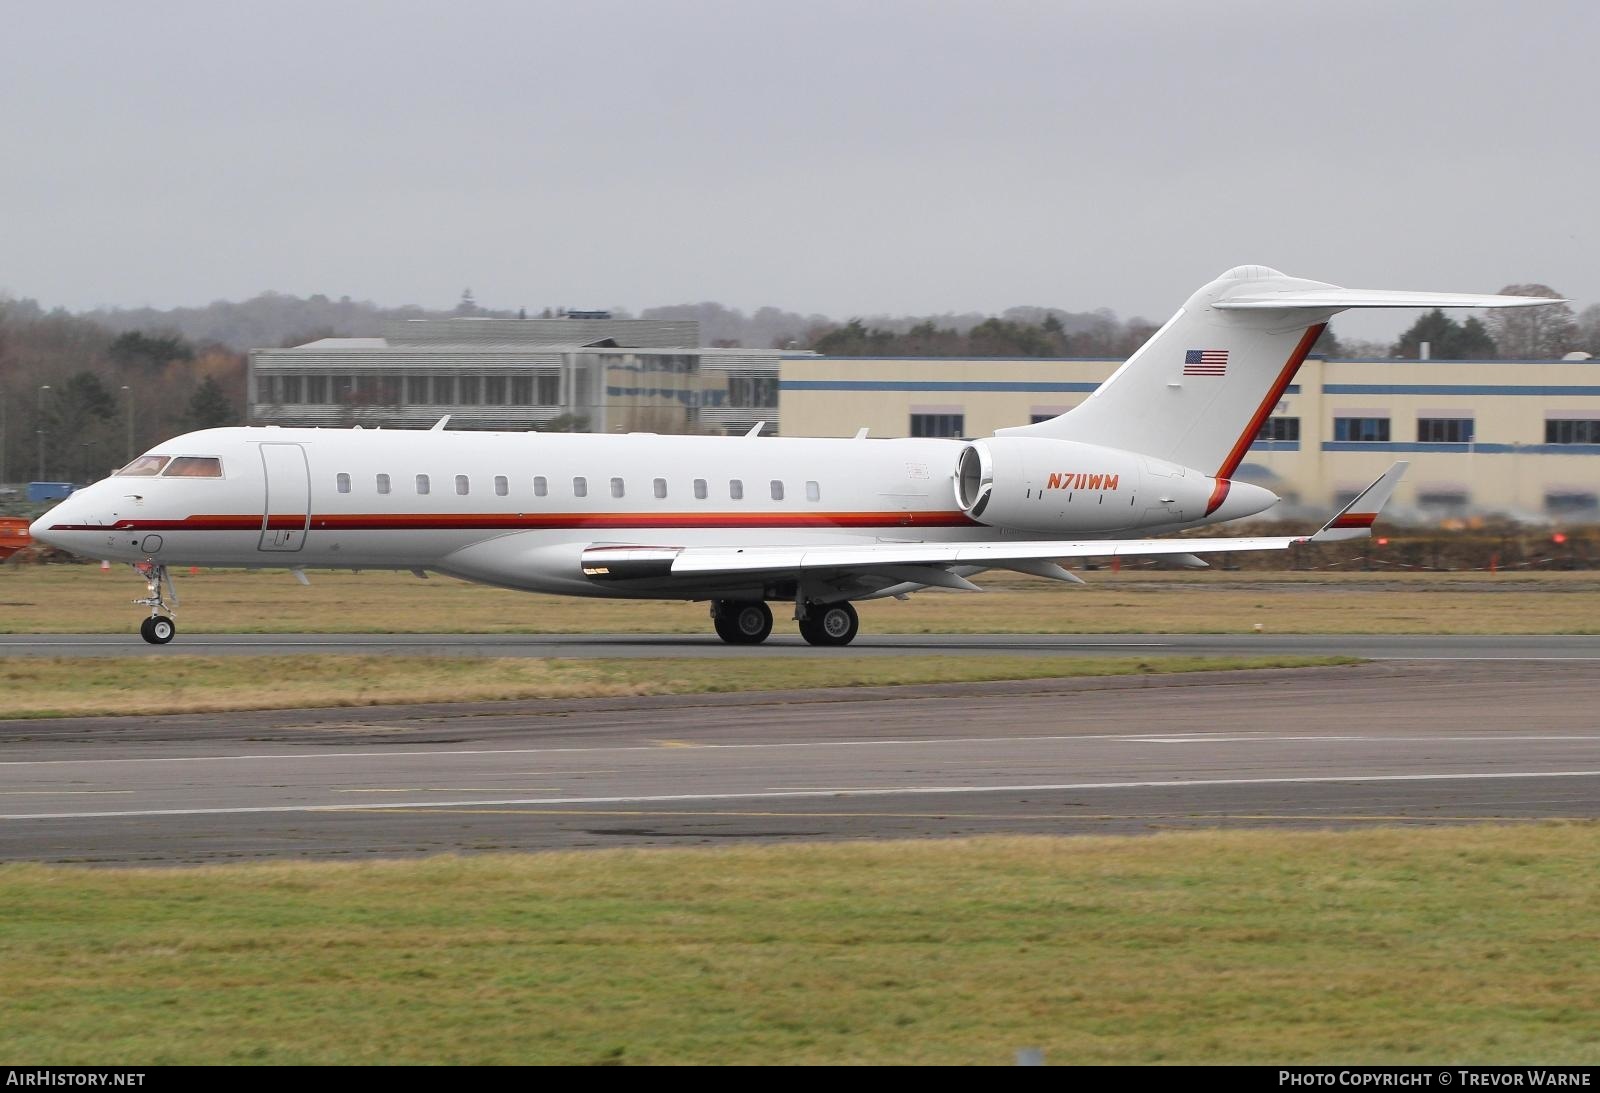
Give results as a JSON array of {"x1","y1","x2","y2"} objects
[{"x1": 0, "y1": 518, "x2": 31, "y2": 561}]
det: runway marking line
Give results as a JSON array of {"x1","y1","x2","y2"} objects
[
  {"x1": 5, "y1": 733, "x2": 1598, "y2": 768},
  {"x1": 5, "y1": 769, "x2": 1600, "y2": 821},
  {"x1": 334, "y1": 788, "x2": 564, "y2": 794}
]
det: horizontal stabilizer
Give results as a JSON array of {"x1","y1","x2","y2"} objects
[{"x1": 1214, "y1": 289, "x2": 1562, "y2": 311}]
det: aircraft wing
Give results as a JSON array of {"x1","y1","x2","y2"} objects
[{"x1": 582, "y1": 463, "x2": 1408, "y2": 590}]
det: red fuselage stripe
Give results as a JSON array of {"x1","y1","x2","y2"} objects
[
  {"x1": 1326, "y1": 513, "x2": 1377, "y2": 529},
  {"x1": 1215, "y1": 321, "x2": 1327, "y2": 482},
  {"x1": 54, "y1": 510, "x2": 981, "y2": 534}
]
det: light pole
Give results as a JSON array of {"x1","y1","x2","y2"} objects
[
  {"x1": 36, "y1": 384, "x2": 50, "y2": 482},
  {"x1": 121, "y1": 385, "x2": 134, "y2": 461}
]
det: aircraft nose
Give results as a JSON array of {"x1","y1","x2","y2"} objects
[{"x1": 28, "y1": 513, "x2": 60, "y2": 549}]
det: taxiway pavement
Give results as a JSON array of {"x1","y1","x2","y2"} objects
[{"x1": 1, "y1": 659, "x2": 1595, "y2": 864}]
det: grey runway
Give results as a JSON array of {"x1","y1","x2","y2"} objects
[
  {"x1": 7, "y1": 632, "x2": 1600, "y2": 659},
  {"x1": 1, "y1": 660, "x2": 1597, "y2": 864}
]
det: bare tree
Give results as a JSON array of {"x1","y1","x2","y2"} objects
[{"x1": 1485, "y1": 284, "x2": 1577, "y2": 359}]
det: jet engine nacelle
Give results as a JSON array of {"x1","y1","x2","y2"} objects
[{"x1": 953, "y1": 436, "x2": 1277, "y2": 534}]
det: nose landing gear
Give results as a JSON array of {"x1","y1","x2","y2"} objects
[{"x1": 132, "y1": 562, "x2": 178, "y2": 645}]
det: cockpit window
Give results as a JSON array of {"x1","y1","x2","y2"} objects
[
  {"x1": 115, "y1": 455, "x2": 171, "y2": 477},
  {"x1": 162, "y1": 457, "x2": 224, "y2": 478}
]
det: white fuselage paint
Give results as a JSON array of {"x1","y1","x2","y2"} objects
[{"x1": 35, "y1": 426, "x2": 1276, "y2": 601}]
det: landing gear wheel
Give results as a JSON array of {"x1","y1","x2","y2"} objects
[
  {"x1": 140, "y1": 616, "x2": 176, "y2": 645},
  {"x1": 799, "y1": 602, "x2": 859, "y2": 646},
  {"x1": 713, "y1": 600, "x2": 773, "y2": 645}
]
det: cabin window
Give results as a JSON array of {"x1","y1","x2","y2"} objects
[
  {"x1": 416, "y1": 474, "x2": 431, "y2": 495},
  {"x1": 573, "y1": 476, "x2": 588, "y2": 498},
  {"x1": 494, "y1": 475, "x2": 509, "y2": 497},
  {"x1": 806, "y1": 480, "x2": 821, "y2": 502},
  {"x1": 376, "y1": 473, "x2": 391, "y2": 495},
  {"x1": 336, "y1": 472, "x2": 351, "y2": 494},
  {"x1": 729, "y1": 479, "x2": 744, "y2": 500},
  {"x1": 534, "y1": 476, "x2": 548, "y2": 497},
  {"x1": 653, "y1": 478, "x2": 667, "y2": 499},
  {"x1": 693, "y1": 478, "x2": 708, "y2": 500},
  {"x1": 163, "y1": 456, "x2": 223, "y2": 478},
  {"x1": 610, "y1": 477, "x2": 626, "y2": 499},
  {"x1": 455, "y1": 474, "x2": 470, "y2": 496},
  {"x1": 770, "y1": 480, "x2": 785, "y2": 501},
  {"x1": 116, "y1": 455, "x2": 170, "y2": 477}
]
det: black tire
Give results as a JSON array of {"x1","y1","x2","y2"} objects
[
  {"x1": 799, "y1": 602, "x2": 858, "y2": 646},
  {"x1": 713, "y1": 601, "x2": 772, "y2": 644},
  {"x1": 141, "y1": 616, "x2": 176, "y2": 645}
]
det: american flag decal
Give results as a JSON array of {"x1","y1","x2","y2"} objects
[{"x1": 1183, "y1": 349, "x2": 1228, "y2": 376}]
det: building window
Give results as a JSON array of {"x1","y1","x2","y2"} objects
[
  {"x1": 728, "y1": 374, "x2": 778, "y2": 409},
  {"x1": 1417, "y1": 418, "x2": 1474, "y2": 443},
  {"x1": 536, "y1": 373, "x2": 561, "y2": 406},
  {"x1": 1257, "y1": 417, "x2": 1300, "y2": 442},
  {"x1": 376, "y1": 473, "x2": 391, "y2": 495},
  {"x1": 610, "y1": 477, "x2": 625, "y2": 499},
  {"x1": 305, "y1": 375, "x2": 328, "y2": 403},
  {"x1": 806, "y1": 480, "x2": 821, "y2": 502},
  {"x1": 405, "y1": 375, "x2": 429, "y2": 404},
  {"x1": 1417, "y1": 489, "x2": 1470, "y2": 511},
  {"x1": 1546, "y1": 420, "x2": 1600, "y2": 444},
  {"x1": 484, "y1": 377, "x2": 507, "y2": 405},
  {"x1": 1333, "y1": 417, "x2": 1390, "y2": 443},
  {"x1": 459, "y1": 376, "x2": 481, "y2": 405},
  {"x1": 534, "y1": 476, "x2": 548, "y2": 497},
  {"x1": 729, "y1": 479, "x2": 744, "y2": 500},
  {"x1": 416, "y1": 474, "x2": 431, "y2": 495},
  {"x1": 693, "y1": 478, "x2": 708, "y2": 500},
  {"x1": 455, "y1": 474, "x2": 470, "y2": 496},
  {"x1": 770, "y1": 480, "x2": 785, "y2": 501},
  {"x1": 494, "y1": 475, "x2": 508, "y2": 497},
  {"x1": 1546, "y1": 491, "x2": 1599, "y2": 514},
  {"x1": 281, "y1": 375, "x2": 304, "y2": 404},
  {"x1": 336, "y1": 472, "x2": 351, "y2": 494},
  {"x1": 910, "y1": 413, "x2": 964, "y2": 438},
  {"x1": 431, "y1": 375, "x2": 454, "y2": 406},
  {"x1": 573, "y1": 477, "x2": 588, "y2": 498},
  {"x1": 511, "y1": 376, "x2": 534, "y2": 405},
  {"x1": 653, "y1": 478, "x2": 668, "y2": 499}
]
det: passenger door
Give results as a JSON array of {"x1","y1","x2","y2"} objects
[{"x1": 259, "y1": 443, "x2": 310, "y2": 552}]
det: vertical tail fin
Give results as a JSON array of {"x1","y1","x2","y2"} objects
[{"x1": 1000, "y1": 265, "x2": 1560, "y2": 478}]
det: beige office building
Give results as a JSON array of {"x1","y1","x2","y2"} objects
[{"x1": 780, "y1": 354, "x2": 1600, "y2": 520}]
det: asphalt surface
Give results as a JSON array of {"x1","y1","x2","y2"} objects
[
  {"x1": 7, "y1": 632, "x2": 1600, "y2": 659},
  {"x1": 2, "y1": 659, "x2": 1596, "y2": 865}
]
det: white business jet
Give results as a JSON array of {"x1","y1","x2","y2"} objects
[{"x1": 32, "y1": 266, "x2": 1556, "y2": 645}]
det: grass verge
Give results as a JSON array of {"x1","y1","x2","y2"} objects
[
  {"x1": 5, "y1": 566, "x2": 1600, "y2": 634},
  {"x1": 0, "y1": 654, "x2": 1353, "y2": 718},
  {"x1": 1, "y1": 827, "x2": 1596, "y2": 1064}
]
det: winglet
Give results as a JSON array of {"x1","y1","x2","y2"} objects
[
  {"x1": 431, "y1": 415, "x2": 451, "y2": 431},
  {"x1": 1308, "y1": 462, "x2": 1409, "y2": 542}
]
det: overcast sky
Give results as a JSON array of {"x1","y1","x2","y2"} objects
[{"x1": 2, "y1": 0, "x2": 1594, "y2": 341}]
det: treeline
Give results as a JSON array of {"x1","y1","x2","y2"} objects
[{"x1": 0, "y1": 303, "x2": 243, "y2": 485}]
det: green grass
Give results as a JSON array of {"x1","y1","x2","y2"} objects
[
  {"x1": 5, "y1": 565, "x2": 1600, "y2": 634},
  {"x1": 1, "y1": 827, "x2": 1597, "y2": 1064},
  {"x1": 0, "y1": 654, "x2": 1353, "y2": 718}
]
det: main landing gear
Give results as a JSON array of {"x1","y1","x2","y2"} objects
[
  {"x1": 132, "y1": 562, "x2": 178, "y2": 645},
  {"x1": 797, "y1": 602, "x2": 859, "y2": 647},
  {"x1": 712, "y1": 600, "x2": 773, "y2": 645},
  {"x1": 710, "y1": 599, "x2": 860, "y2": 646}
]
